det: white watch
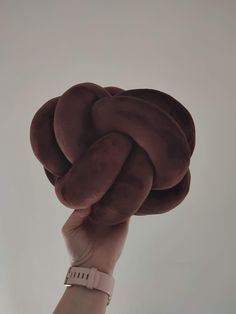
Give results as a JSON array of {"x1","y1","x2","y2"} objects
[{"x1": 64, "y1": 266, "x2": 115, "y2": 305}]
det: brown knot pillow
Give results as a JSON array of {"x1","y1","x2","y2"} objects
[{"x1": 30, "y1": 82, "x2": 196, "y2": 226}]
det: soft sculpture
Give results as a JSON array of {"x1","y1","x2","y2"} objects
[{"x1": 30, "y1": 82, "x2": 196, "y2": 226}]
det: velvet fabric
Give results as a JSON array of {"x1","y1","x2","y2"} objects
[{"x1": 30, "y1": 82, "x2": 196, "y2": 226}]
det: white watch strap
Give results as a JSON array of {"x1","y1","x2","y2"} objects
[{"x1": 64, "y1": 266, "x2": 115, "y2": 305}]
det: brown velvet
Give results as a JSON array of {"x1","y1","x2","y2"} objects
[{"x1": 30, "y1": 82, "x2": 196, "y2": 226}]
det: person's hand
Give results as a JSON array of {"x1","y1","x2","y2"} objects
[{"x1": 61, "y1": 207, "x2": 131, "y2": 275}]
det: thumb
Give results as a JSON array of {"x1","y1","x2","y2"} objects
[{"x1": 61, "y1": 207, "x2": 92, "y2": 234}]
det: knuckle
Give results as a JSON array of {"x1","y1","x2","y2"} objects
[{"x1": 61, "y1": 224, "x2": 68, "y2": 235}]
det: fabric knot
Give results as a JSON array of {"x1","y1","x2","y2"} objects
[{"x1": 30, "y1": 82, "x2": 195, "y2": 225}]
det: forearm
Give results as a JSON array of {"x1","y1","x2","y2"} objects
[{"x1": 53, "y1": 285, "x2": 109, "y2": 314}]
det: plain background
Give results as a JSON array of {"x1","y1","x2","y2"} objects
[{"x1": 1, "y1": 1, "x2": 236, "y2": 313}]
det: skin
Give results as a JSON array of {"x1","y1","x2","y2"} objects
[{"x1": 53, "y1": 206, "x2": 131, "y2": 314}]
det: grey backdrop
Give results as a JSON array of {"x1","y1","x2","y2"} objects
[{"x1": 1, "y1": 1, "x2": 236, "y2": 313}]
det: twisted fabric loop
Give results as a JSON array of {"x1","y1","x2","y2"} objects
[{"x1": 30, "y1": 82, "x2": 195, "y2": 225}]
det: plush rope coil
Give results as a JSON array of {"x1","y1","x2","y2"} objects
[{"x1": 30, "y1": 82, "x2": 196, "y2": 226}]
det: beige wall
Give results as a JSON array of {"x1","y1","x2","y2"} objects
[{"x1": 1, "y1": 1, "x2": 235, "y2": 313}]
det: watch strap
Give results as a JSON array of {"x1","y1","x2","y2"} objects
[{"x1": 64, "y1": 266, "x2": 115, "y2": 305}]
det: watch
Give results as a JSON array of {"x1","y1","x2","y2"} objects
[{"x1": 64, "y1": 266, "x2": 115, "y2": 305}]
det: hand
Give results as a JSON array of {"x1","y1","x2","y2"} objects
[{"x1": 61, "y1": 207, "x2": 131, "y2": 275}]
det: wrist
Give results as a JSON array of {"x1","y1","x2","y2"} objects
[
  {"x1": 64, "y1": 265, "x2": 115, "y2": 306},
  {"x1": 71, "y1": 261, "x2": 115, "y2": 276}
]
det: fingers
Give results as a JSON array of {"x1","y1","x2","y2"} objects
[
  {"x1": 108, "y1": 216, "x2": 131, "y2": 239},
  {"x1": 61, "y1": 207, "x2": 92, "y2": 235},
  {"x1": 61, "y1": 206, "x2": 132, "y2": 238}
]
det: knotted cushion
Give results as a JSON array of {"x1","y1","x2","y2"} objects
[{"x1": 30, "y1": 82, "x2": 196, "y2": 226}]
